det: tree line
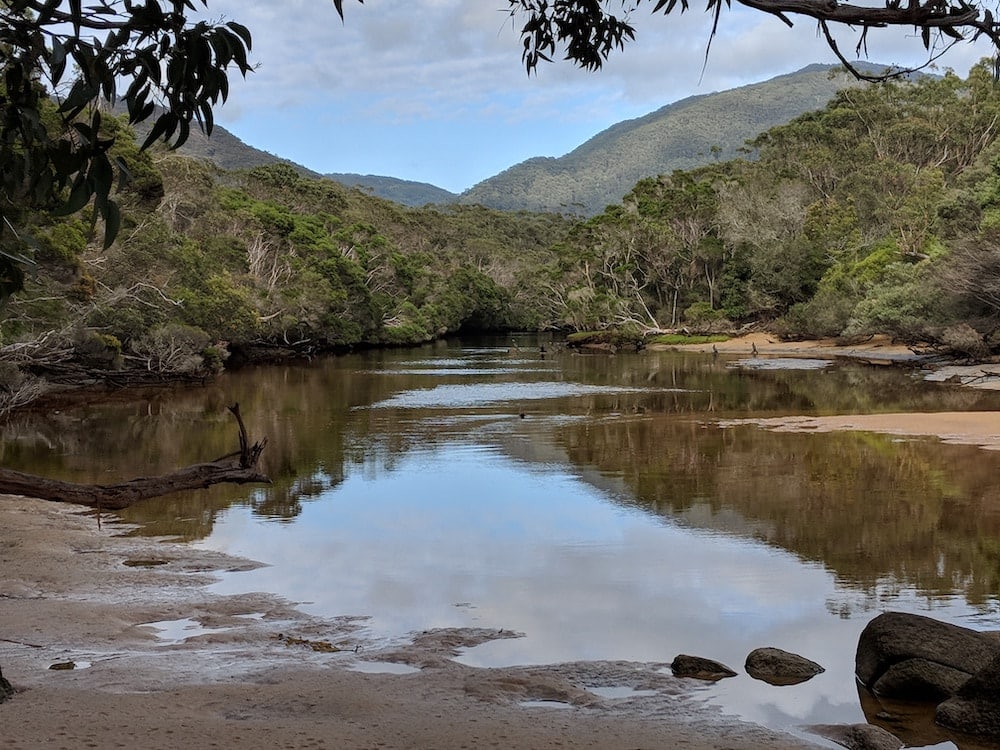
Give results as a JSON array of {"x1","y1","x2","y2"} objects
[
  {"x1": 4, "y1": 63, "x2": 1000, "y2": 413},
  {"x1": 544, "y1": 63, "x2": 1000, "y2": 355}
]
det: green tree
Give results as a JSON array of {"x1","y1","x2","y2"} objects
[{"x1": 0, "y1": 0, "x2": 256, "y2": 298}]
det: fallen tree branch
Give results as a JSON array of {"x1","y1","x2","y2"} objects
[{"x1": 0, "y1": 403, "x2": 270, "y2": 510}]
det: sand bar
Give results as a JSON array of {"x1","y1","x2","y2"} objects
[{"x1": 723, "y1": 411, "x2": 1000, "y2": 451}]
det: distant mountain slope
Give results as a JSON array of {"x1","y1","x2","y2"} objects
[
  {"x1": 131, "y1": 115, "x2": 457, "y2": 207},
  {"x1": 126, "y1": 63, "x2": 885, "y2": 214},
  {"x1": 129, "y1": 117, "x2": 321, "y2": 177},
  {"x1": 324, "y1": 173, "x2": 457, "y2": 207},
  {"x1": 458, "y1": 64, "x2": 870, "y2": 215}
]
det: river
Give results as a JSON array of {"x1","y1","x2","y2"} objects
[{"x1": 6, "y1": 334, "x2": 1000, "y2": 747}]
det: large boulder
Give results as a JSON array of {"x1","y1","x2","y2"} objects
[
  {"x1": 670, "y1": 654, "x2": 736, "y2": 680},
  {"x1": 856, "y1": 612, "x2": 998, "y2": 701},
  {"x1": 936, "y1": 652, "x2": 1000, "y2": 738},
  {"x1": 745, "y1": 647, "x2": 824, "y2": 685}
]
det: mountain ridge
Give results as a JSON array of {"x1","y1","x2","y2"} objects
[
  {"x1": 457, "y1": 63, "x2": 874, "y2": 214},
  {"x1": 158, "y1": 63, "x2": 883, "y2": 213}
]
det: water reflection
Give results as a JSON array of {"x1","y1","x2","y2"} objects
[{"x1": 6, "y1": 338, "x2": 1000, "y2": 745}]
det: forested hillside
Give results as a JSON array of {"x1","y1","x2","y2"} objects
[
  {"x1": 0, "y1": 139, "x2": 571, "y2": 412},
  {"x1": 3, "y1": 63, "x2": 1000, "y2": 414},
  {"x1": 131, "y1": 116, "x2": 457, "y2": 209},
  {"x1": 545, "y1": 62, "x2": 1000, "y2": 355},
  {"x1": 151, "y1": 65, "x2": 872, "y2": 215},
  {"x1": 324, "y1": 173, "x2": 458, "y2": 207},
  {"x1": 459, "y1": 64, "x2": 871, "y2": 215}
]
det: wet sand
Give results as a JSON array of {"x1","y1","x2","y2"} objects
[{"x1": 0, "y1": 496, "x2": 818, "y2": 750}]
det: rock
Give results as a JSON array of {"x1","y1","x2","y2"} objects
[
  {"x1": 808, "y1": 723, "x2": 903, "y2": 750},
  {"x1": 670, "y1": 654, "x2": 737, "y2": 680},
  {"x1": 745, "y1": 647, "x2": 824, "y2": 685},
  {"x1": 855, "y1": 612, "x2": 997, "y2": 701},
  {"x1": 0, "y1": 665, "x2": 13, "y2": 703},
  {"x1": 936, "y1": 652, "x2": 1000, "y2": 738},
  {"x1": 872, "y1": 657, "x2": 970, "y2": 701}
]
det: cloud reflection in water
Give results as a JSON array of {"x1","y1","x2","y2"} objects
[{"x1": 196, "y1": 439, "x2": 944, "y2": 734}]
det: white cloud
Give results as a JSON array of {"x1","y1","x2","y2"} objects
[{"x1": 197, "y1": 0, "x2": 999, "y2": 190}]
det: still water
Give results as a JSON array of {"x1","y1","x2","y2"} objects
[{"x1": 7, "y1": 335, "x2": 1000, "y2": 746}]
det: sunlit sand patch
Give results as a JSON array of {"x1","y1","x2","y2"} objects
[{"x1": 720, "y1": 412, "x2": 1000, "y2": 451}]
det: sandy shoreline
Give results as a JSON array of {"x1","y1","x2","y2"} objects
[
  {"x1": 721, "y1": 412, "x2": 1000, "y2": 451},
  {"x1": 660, "y1": 331, "x2": 1000, "y2": 390},
  {"x1": 0, "y1": 497, "x2": 819, "y2": 749},
  {"x1": 657, "y1": 331, "x2": 922, "y2": 362}
]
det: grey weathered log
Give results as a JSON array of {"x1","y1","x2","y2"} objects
[{"x1": 0, "y1": 403, "x2": 270, "y2": 510}]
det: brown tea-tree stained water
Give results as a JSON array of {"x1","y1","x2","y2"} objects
[{"x1": 5, "y1": 336, "x2": 1000, "y2": 747}]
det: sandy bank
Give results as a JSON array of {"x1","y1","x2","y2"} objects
[
  {"x1": 721, "y1": 412, "x2": 1000, "y2": 451},
  {"x1": 0, "y1": 497, "x2": 819, "y2": 749},
  {"x1": 659, "y1": 331, "x2": 1000, "y2": 390},
  {"x1": 655, "y1": 332, "x2": 922, "y2": 363}
]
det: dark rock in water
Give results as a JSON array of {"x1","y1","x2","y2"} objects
[
  {"x1": 855, "y1": 612, "x2": 997, "y2": 701},
  {"x1": 936, "y1": 652, "x2": 1000, "y2": 738},
  {"x1": 0, "y1": 665, "x2": 14, "y2": 703},
  {"x1": 670, "y1": 654, "x2": 737, "y2": 681},
  {"x1": 745, "y1": 647, "x2": 824, "y2": 685},
  {"x1": 872, "y1": 657, "x2": 971, "y2": 701},
  {"x1": 808, "y1": 723, "x2": 903, "y2": 750}
]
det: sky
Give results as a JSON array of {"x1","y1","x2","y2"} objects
[{"x1": 201, "y1": 0, "x2": 997, "y2": 194}]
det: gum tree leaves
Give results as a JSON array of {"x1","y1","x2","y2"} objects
[
  {"x1": 505, "y1": 0, "x2": 1000, "y2": 79},
  {"x1": 0, "y1": 0, "x2": 254, "y2": 284}
]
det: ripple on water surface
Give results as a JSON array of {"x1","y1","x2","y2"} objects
[{"x1": 367, "y1": 381, "x2": 684, "y2": 409}]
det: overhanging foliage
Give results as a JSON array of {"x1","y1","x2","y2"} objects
[{"x1": 0, "y1": 0, "x2": 253, "y2": 300}]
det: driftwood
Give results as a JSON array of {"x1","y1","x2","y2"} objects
[{"x1": 0, "y1": 404, "x2": 270, "y2": 510}]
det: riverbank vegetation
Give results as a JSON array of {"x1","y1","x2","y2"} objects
[{"x1": 5, "y1": 63, "x2": 1000, "y2": 412}]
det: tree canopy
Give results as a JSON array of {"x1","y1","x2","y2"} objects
[
  {"x1": 1, "y1": 0, "x2": 994, "y2": 295},
  {"x1": 0, "y1": 0, "x2": 254, "y2": 299},
  {"x1": 505, "y1": 0, "x2": 1000, "y2": 78}
]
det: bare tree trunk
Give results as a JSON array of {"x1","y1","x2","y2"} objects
[{"x1": 0, "y1": 404, "x2": 270, "y2": 511}]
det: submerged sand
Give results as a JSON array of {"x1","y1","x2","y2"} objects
[{"x1": 0, "y1": 496, "x2": 817, "y2": 750}]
